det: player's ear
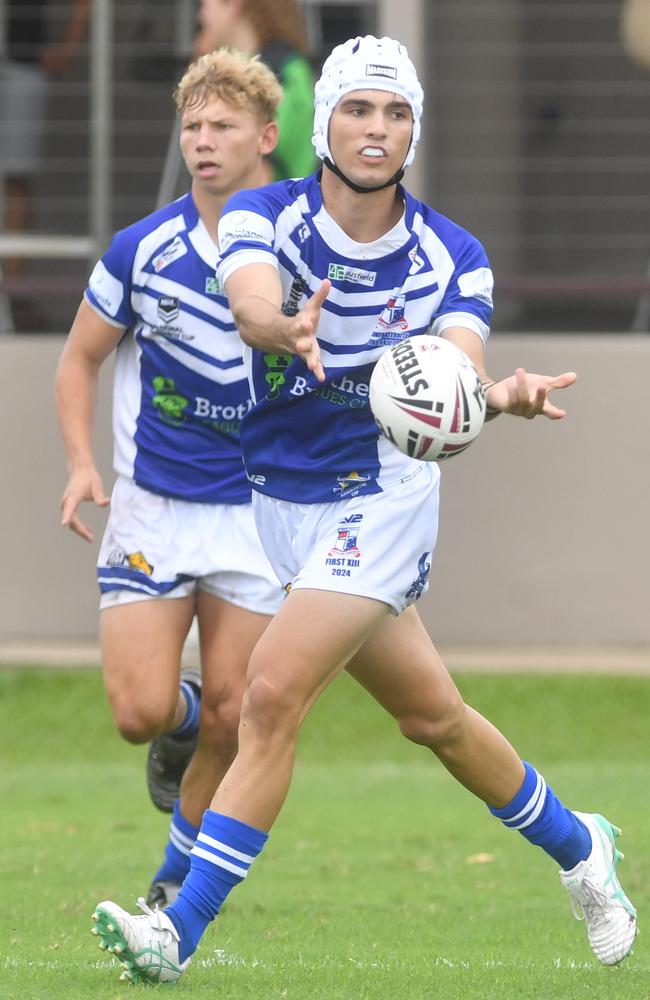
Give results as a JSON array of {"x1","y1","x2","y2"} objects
[{"x1": 259, "y1": 121, "x2": 279, "y2": 157}]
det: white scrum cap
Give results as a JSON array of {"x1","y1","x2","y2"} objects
[{"x1": 312, "y1": 35, "x2": 424, "y2": 169}]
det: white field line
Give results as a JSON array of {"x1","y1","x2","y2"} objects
[{"x1": 3, "y1": 951, "x2": 647, "y2": 973}]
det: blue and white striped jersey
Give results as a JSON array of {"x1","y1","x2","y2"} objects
[
  {"x1": 85, "y1": 192, "x2": 251, "y2": 504},
  {"x1": 217, "y1": 173, "x2": 493, "y2": 504}
]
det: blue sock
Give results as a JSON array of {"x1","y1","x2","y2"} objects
[
  {"x1": 152, "y1": 800, "x2": 199, "y2": 885},
  {"x1": 168, "y1": 679, "x2": 200, "y2": 740},
  {"x1": 166, "y1": 810, "x2": 268, "y2": 963},
  {"x1": 489, "y1": 761, "x2": 592, "y2": 870}
]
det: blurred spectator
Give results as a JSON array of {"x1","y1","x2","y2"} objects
[
  {"x1": 1, "y1": 0, "x2": 90, "y2": 328},
  {"x1": 621, "y1": 0, "x2": 650, "y2": 69},
  {"x1": 194, "y1": 0, "x2": 317, "y2": 181}
]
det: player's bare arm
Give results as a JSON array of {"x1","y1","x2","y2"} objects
[
  {"x1": 225, "y1": 263, "x2": 330, "y2": 381},
  {"x1": 441, "y1": 326, "x2": 576, "y2": 420},
  {"x1": 55, "y1": 299, "x2": 121, "y2": 540}
]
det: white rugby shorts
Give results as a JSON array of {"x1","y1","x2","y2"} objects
[
  {"x1": 98, "y1": 477, "x2": 284, "y2": 615},
  {"x1": 252, "y1": 464, "x2": 440, "y2": 615}
]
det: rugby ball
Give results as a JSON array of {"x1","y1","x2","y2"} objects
[{"x1": 369, "y1": 335, "x2": 486, "y2": 461}]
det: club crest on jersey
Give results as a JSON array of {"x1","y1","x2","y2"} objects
[
  {"x1": 378, "y1": 293, "x2": 409, "y2": 330},
  {"x1": 327, "y1": 513, "x2": 363, "y2": 560},
  {"x1": 157, "y1": 296, "x2": 179, "y2": 324},
  {"x1": 152, "y1": 235, "x2": 188, "y2": 273}
]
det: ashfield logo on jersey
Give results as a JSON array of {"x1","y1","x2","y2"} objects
[
  {"x1": 204, "y1": 276, "x2": 222, "y2": 295},
  {"x1": 152, "y1": 235, "x2": 188, "y2": 273},
  {"x1": 366, "y1": 63, "x2": 397, "y2": 80},
  {"x1": 157, "y1": 296, "x2": 179, "y2": 324},
  {"x1": 327, "y1": 263, "x2": 377, "y2": 287}
]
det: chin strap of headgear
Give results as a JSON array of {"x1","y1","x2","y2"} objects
[{"x1": 322, "y1": 157, "x2": 405, "y2": 194}]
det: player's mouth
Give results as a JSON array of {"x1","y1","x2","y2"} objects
[
  {"x1": 359, "y1": 146, "x2": 387, "y2": 162},
  {"x1": 197, "y1": 160, "x2": 220, "y2": 177}
]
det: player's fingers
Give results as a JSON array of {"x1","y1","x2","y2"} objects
[
  {"x1": 294, "y1": 333, "x2": 316, "y2": 355},
  {"x1": 60, "y1": 492, "x2": 78, "y2": 524},
  {"x1": 547, "y1": 371, "x2": 577, "y2": 390},
  {"x1": 307, "y1": 354, "x2": 326, "y2": 383},
  {"x1": 543, "y1": 403, "x2": 568, "y2": 420},
  {"x1": 91, "y1": 479, "x2": 110, "y2": 507},
  {"x1": 309, "y1": 278, "x2": 331, "y2": 310},
  {"x1": 66, "y1": 511, "x2": 94, "y2": 542}
]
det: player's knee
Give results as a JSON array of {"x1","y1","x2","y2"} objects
[
  {"x1": 112, "y1": 697, "x2": 173, "y2": 744},
  {"x1": 398, "y1": 694, "x2": 467, "y2": 750},
  {"x1": 198, "y1": 689, "x2": 242, "y2": 753},
  {"x1": 240, "y1": 674, "x2": 302, "y2": 742}
]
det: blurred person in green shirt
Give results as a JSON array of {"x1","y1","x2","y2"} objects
[{"x1": 194, "y1": 0, "x2": 317, "y2": 181}]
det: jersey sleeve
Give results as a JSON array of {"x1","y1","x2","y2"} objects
[
  {"x1": 216, "y1": 189, "x2": 280, "y2": 285},
  {"x1": 430, "y1": 233, "x2": 494, "y2": 343},
  {"x1": 84, "y1": 227, "x2": 138, "y2": 329}
]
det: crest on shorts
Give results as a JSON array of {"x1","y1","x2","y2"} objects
[
  {"x1": 127, "y1": 551, "x2": 154, "y2": 576},
  {"x1": 328, "y1": 514, "x2": 362, "y2": 559}
]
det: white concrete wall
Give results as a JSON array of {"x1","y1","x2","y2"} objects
[{"x1": 1, "y1": 334, "x2": 649, "y2": 644}]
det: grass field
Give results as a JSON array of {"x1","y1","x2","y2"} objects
[{"x1": 0, "y1": 667, "x2": 648, "y2": 999}]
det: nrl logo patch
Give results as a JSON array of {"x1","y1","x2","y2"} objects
[{"x1": 157, "y1": 296, "x2": 179, "y2": 323}]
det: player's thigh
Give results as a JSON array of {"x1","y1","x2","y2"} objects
[
  {"x1": 347, "y1": 605, "x2": 463, "y2": 723},
  {"x1": 100, "y1": 595, "x2": 195, "y2": 715},
  {"x1": 246, "y1": 587, "x2": 390, "y2": 725},
  {"x1": 195, "y1": 589, "x2": 271, "y2": 706}
]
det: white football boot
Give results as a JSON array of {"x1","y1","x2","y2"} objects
[
  {"x1": 560, "y1": 812, "x2": 637, "y2": 965},
  {"x1": 91, "y1": 897, "x2": 190, "y2": 983}
]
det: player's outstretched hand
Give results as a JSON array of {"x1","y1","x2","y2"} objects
[
  {"x1": 60, "y1": 467, "x2": 110, "y2": 542},
  {"x1": 290, "y1": 279, "x2": 330, "y2": 383},
  {"x1": 485, "y1": 368, "x2": 577, "y2": 420}
]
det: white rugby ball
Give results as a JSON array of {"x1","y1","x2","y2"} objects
[{"x1": 369, "y1": 335, "x2": 486, "y2": 461}]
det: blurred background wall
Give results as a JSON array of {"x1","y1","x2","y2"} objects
[
  {"x1": 1, "y1": 1, "x2": 649, "y2": 647},
  {"x1": 2, "y1": 333, "x2": 648, "y2": 645}
]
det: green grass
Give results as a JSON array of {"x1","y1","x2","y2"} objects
[{"x1": 0, "y1": 668, "x2": 648, "y2": 999}]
